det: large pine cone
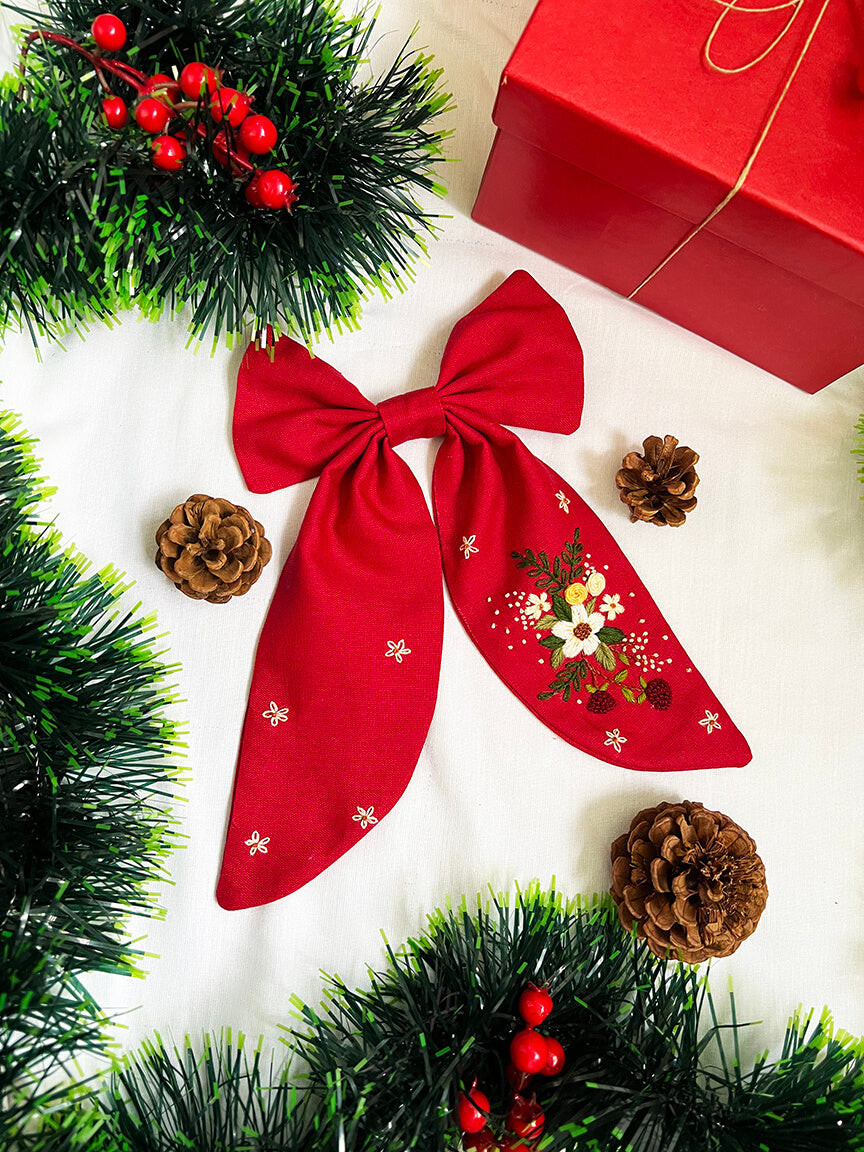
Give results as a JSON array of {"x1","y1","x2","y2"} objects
[
  {"x1": 155, "y1": 494, "x2": 272, "y2": 603},
  {"x1": 610, "y1": 801, "x2": 767, "y2": 963},
  {"x1": 615, "y1": 435, "x2": 699, "y2": 526}
]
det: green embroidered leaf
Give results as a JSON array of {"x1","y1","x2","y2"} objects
[
  {"x1": 586, "y1": 683, "x2": 596, "y2": 694},
  {"x1": 593, "y1": 642, "x2": 616, "y2": 672},
  {"x1": 620, "y1": 653, "x2": 631, "y2": 667},
  {"x1": 551, "y1": 646, "x2": 565, "y2": 670},
  {"x1": 614, "y1": 669, "x2": 628, "y2": 684},
  {"x1": 539, "y1": 635, "x2": 565, "y2": 650},
  {"x1": 563, "y1": 683, "x2": 572, "y2": 702},
  {"x1": 537, "y1": 690, "x2": 557, "y2": 700},
  {"x1": 600, "y1": 682, "x2": 609, "y2": 692},
  {"x1": 577, "y1": 660, "x2": 588, "y2": 680},
  {"x1": 621, "y1": 685, "x2": 637, "y2": 703},
  {"x1": 552, "y1": 594, "x2": 571, "y2": 622},
  {"x1": 639, "y1": 676, "x2": 647, "y2": 689},
  {"x1": 585, "y1": 597, "x2": 596, "y2": 614},
  {"x1": 535, "y1": 614, "x2": 558, "y2": 630},
  {"x1": 597, "y1": 626, "x2": 626, "y2": 645},
  {"x1": 637, "y1": 692, "x2": 647, "y2": 705}
]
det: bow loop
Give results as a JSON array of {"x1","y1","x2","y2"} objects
[{"x1": 435, "y1": 270, "x2": 585, "y2": 435}]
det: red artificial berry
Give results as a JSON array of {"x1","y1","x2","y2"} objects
[
  {"x1": 506, "y1": 1095, "x2": 545, "y2": 1140},
  {"x1": 462, "y1": 1127, "x2": 497, "y2": 1151},
  {"x1": 518, "y1": 985, "x2": 553, "y2": 1027},
  {"x1": 244, "y1": 172, "x2": 265, "y2": 207},
  {"x1": 255, "y1": 169, "x2": 297, "y2": 210},
  {"x1": 151, "y1": 134, "x2": 186, "y2": 171},
  {"x1": 135, "y1": 97, "x2": 171, "y2": 134},
  {"x1": 211, "y1": 87, "x2": 251, "y2": 127},
  {"x1": 91, "y1": 13, "x2": 126, "y2": 51},
  {"x1": 101, "y1": 95, "x2": 127, "y2": 129},
  {"x1": 145, "y1": 73, "x2": 181, "y2": 103},
  {"x1": 180, "y1": 61, "x2": 220, "y2": 99},
  {"x1": 239, "y1": 114, "x2": 278, "y2": 154},
  {"x1": 539, "y1": 1036, "x2": 565, "y2": 1077},
  {"x1": 455, "y1": 1085, "x2": 490, "y2": 1134},
  {"x1": 509, "y1": 1030, "x2": 548, "y2": 1075},
  {"x1": 504, "y1": 1062, "x2": 533, "y2": 1094}
]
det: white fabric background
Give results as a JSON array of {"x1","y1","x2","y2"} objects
[{"x1": 1, "y1": 0, "x2": 863, "y2": 1076}]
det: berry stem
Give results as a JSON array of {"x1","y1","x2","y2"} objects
[{"x1": 20, "y1": 31, "x2": 148, "y2": 92}]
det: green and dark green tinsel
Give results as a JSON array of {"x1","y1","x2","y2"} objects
[{"x1": 0, "y1": 0, "x2": 452, "y2": 346}]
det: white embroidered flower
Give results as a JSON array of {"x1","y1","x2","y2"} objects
[
  {"x1": 524, "y1": 593, "x2": 552, "y2": 622},
  {"x1": 586, "y1": 571, "x2": 606, "y2": 596},
  {"x1": 262, "y1": 701, "x2": 289, "y2": 726},
  {"x1": 601, "y1": 593, "x2": 624, "y2": 620},
  {"x1": 352, "y1": 805, "x2": 379, "y2": 829},
  {"x1": 555, "y1": 490, "x2": 570, "y2": 513},
  {"x1": 385, "y1": 639, "x2": 411, "y2": 663},
  {"x1": 245, "y1": 830, "x2": 270, "y2": 856},
  {"x1": 699, "y1": 710, "x2": 721, "y2": 734},
  {"x1": 551, "y1": 603, "x2": 605, "y2": 659},
  {"x1": 604, "y1": 729, "x2": 627, "y2": 753},
  {"x1": 460, "y1": 534, "x2": 478, "y2": 559}
]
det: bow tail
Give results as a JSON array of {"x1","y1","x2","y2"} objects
[
  {"x1": 216, "y1": 442, "x2": 443, "y2": 909},
  {"x1": 433, "y1": 420, "x2": 751, "y2": 771}
]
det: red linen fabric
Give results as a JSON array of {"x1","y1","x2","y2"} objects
[{"x1": 216, "y1": 271, "x2": 750, "y2": 910}]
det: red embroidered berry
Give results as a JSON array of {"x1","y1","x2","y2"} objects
[
  {"x1": 100, "y1": 95, "x2": 127, "y2": 128},
  {"x1": 240, "y1": 113, "x2": 278, "y2": 154},
  {"x1": 509, "y1": 1030, "x2": 547, "y2": 1075},
  {"x1": 91, "y1": 13, "x2": 126, "y2": 51},
  {"x1": 179, "y1": 61, "x2": 220, "y2": 99},
  {"x1": 506, "y1": 1094, "x2": 545, "y2": 1139},
  {"x1": 255, "y1": 169, "x2": 298, "y2": 210},
  {"x1": 539, "y1": 1036, "x2": 565, "y2": 1076},
  {"x1": 586, "y1": 690, "x2": 615, "y2": 714},
  {"x1": 211, "y1": 87, "x2": 251, "y2": 127},
  {"x1": 145, "y1": 73, "x2": 181, "y2": 104},
  {"x1": 455, "y1": 1084, "x2": 490, "y2": 1134},
  {"x1": 151, "y1": 134, "x2": 186, "y2": 171},
  {"x1": 645, "y1": 677, "x2": 672, "y2": 710},
  {"x1": 504, "y1": 1062, "x2": 533, "y2": 1093},
  {"x1": 135, "y1": 97, "x2": 171, "y2": 134},
  {"x1": 517, "y1": 985, "x2": 553, "y2": 1027},
  {"x1": 462, "y1": 1127, "x2": 497, "y2": 1150}
]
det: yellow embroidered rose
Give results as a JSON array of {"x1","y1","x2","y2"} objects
[
  {"x1": 586, "y1": 571, "x2": 606, "y2": 596},
  {"x1": 564, "y1": 581, "x2": 588, "y2": 605}
]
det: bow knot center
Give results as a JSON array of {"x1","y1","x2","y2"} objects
[{"x1": 377, "y1": 386, "x2": 446, "y2": 448}]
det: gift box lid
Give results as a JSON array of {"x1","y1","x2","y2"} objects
[{"x1": 493, "y1": 0, "x2": 864, "y2": 306}]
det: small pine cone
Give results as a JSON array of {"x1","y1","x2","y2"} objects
[
  {"x1": 155, "y1": 494, "x2": 273, "y2": 604},
  {"x1": 610, "y1": 801, "x2": 767, "y2": 964},
  {"x1": 644, "y1": 678, "x2": 672, "y2": 710},
  {"x1": 587, "y1": 690, "x2": 615, "y2": 714},
  {"x1": 615, "y1": 435, "x2": 699, "y2": 526}
]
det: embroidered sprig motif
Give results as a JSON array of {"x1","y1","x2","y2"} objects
[{"x1": 512, "y1": 527, "x2": 672, "y2": 714}]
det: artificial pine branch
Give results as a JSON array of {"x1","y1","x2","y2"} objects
[{"x1": 0, "y1": 0, "x2": 452, "y2": 347}]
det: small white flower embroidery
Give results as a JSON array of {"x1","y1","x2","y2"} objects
[
  {"x1": 604, "y1": 729, "x2": 627, "y2": 753},
  {"x1": 555, "y1": 490, "x2": 570, "y2": 513},
  {"x1": 699, "y1": 711, "x2": 722, "y2": 734},
  {"x1": 524, "y1": 592, "x2": 552, "y2": 622},
  {"x1": 352, "y1": 805, "x2": 379, "y2": 829},
  {"x1": 460, "y1": 534, "x2": 479, "y2": 559},
  {"x1": 601, "y1": 593, "x2": 624, "y2": 620},
  {"x1": 262, "y1": 701, "x2": 289, "y2": 727},
  {"x1": 245, "y1": 831, "x2": 270, "y2": 856},
  {"x1": 385, "y1": 639, "x2": 411, "y2": 663}
]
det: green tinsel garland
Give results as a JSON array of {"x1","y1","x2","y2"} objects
[
  {"x1": 0, "y1": 0, "x2": 451, "y2": 346},
  {"x1": 3, "y1": 418, "x2": 864, "y2": 1151}
]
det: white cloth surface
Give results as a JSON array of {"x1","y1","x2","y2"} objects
[{"x1": 1, "y1": 0, "x2": 863, "y2": 1075}]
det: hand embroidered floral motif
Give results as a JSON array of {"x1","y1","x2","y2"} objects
[
  {"x1": 245, "y1": 830, "x2": 270, "y2": 856},
  {"x1": 699, "y1": 710, "x2": 721, "y2": 733},
  {"x1": 512, "y1": 527, "x2": 670, "y2": 714},
  {"x1": 385, "y1": 639, "x2": 411, "y2": 663},
  {"x1": 460, "y1": 534, "x2": 479, "y2": 559},
  {"x1": 352, "y1": 805, "x2": 379, "y2": 829},
  {"x1": 555, "y1": 490, "x2": 570, "y2": 512},
  {"x1": 604, "y1": 729, "x2": 626, "y2": 752},
  {"x1": 262, "y1": 701, "x2": 289, "y2": 726}
]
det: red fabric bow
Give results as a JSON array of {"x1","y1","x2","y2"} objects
[{"x1": 216, "y1": 271, "x2": 750, "y2": 910}]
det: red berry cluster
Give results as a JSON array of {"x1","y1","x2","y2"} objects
[
  {"x1": 454, "y1": 985, "x2": 566, "y2": 1151},
  {"x1": 24, "y1": 13, "x2": 297, "y2": 210}
]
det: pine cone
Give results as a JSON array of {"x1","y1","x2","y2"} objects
[
  {"x1": 155, "y1": 494, "x2": 273, "y2": 603},
  {"x1": 610, "y1": 801, "x2": 767, "y2": 963},
  {"x1": 615, "y1": 435, "x2": 699, "y2": 526}
]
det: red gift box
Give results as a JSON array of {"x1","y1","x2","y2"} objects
[{"x1": 472, "y1": 0, "x2": 864, "y2": 392}]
